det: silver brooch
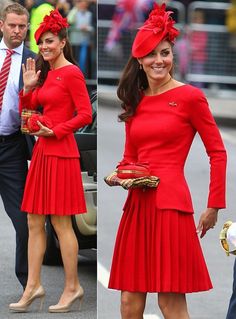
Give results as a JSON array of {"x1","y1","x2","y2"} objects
[
  {"x1": 169, "y1": 101, "x2": 177, "y2": 107},
  {"x1": 56, "y1": 76, "x2": 61, "y2": 81}
]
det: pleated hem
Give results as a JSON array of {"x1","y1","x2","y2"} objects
[
  {"x1": 108, "y1": 286, "x2": 213, "y2": 294},
  {"x1": 108, "y1": 188, "x2": 213, "y2": 293},
  {"x1": 21, "y1": 144, "x2": 87, "y2": 216},
  {"x1": 24, "y1": 210, "x2": 87, "y2": 216}
]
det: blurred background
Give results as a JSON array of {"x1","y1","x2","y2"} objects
[{"x1": 98, "y1": 0, "x2": 236, "y2": 97}]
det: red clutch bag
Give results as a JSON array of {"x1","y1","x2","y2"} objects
[
  {"x1": 116, "y1": 161, "x2": 150, "y2": 179},
  {"x1": 21, "y1": 109, "x2": 52, "y2": 134}
]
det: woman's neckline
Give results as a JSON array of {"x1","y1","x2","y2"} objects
[
  {"x1": 50, "y1": 64, "x2": 74, "y2": 71},
  {"x1": 143, "y1": 84, "x2": 188, "y2": 97}
]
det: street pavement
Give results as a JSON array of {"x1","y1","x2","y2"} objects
[
  {"x1": 0, "y1": 195, "x2": 97, "y2": 319},
  {"x1": 97, "y1": 93, "x2": 236, "y2": 319}
]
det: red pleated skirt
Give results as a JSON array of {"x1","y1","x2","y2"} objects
[
  {"x1": 108, "y1": 188, "x2": 212, "y2": 293},
  {"x1": 21, "y1": 142, "x2": 86, "y2": 215}
]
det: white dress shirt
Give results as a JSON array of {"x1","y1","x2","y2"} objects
[{"x1": 0, "y1": 39, "x2": 23, "y2": 135}]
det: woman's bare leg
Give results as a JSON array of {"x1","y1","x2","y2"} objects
[
  {"x1": 158, "y1": 292, "x2": 190, "y2": 319},
  {"x1": 120, "y1": 291, "x2": 147, "y2": 319},
  {"x1": 51, "y1": 215, "x2": 80, "y2": 305}
]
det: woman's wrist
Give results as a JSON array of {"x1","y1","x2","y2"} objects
[
  {"x1": 48, "y1": 129, "x2": 55, "y2": 136},
  {"x1": 23, "y1": 86, "x2": 34, "y2": 95},
  {"x1": 207, "y1": 207, "x2": 219, "y2": 214}
]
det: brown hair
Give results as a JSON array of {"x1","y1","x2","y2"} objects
[
  {"x1": 118, "y1": 44, "x2": 174, "y2": 122},
  {"x1": 118, "y1": 62, "x2": 174, "y2": 121},
  {"x1": 1, "y1": 3, "x2": 29, "y2": 21},
  {"x1": 117, "y1": 57, "x2": 148, "y2": 122},
  {"x1": 35, "y1": 28, "x2": 77, "y2": 86}
]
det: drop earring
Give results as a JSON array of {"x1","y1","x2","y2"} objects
[{"x1": 139, "y1": 64, "x2": 143, "y2": 70}]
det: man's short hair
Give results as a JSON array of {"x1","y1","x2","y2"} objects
[{"x1": 1, "y1": 3, "x2": 29, "y2": 22}]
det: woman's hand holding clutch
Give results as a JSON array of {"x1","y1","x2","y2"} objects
[
  {"x1": 104, "y1": 170, "x2": 160, "y2": 190},
  {"x1": 21, "y1": 110, "x2": 54, "y2": 137},
  {"x1": 31, "y1": 121, "x2": 55, "y2": 137}
]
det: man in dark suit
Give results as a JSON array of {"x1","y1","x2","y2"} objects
[{"x1": 0, "y1": 3, "x2": 35, "y2": 289}]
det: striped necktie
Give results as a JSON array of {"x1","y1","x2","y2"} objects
[{"x1": 0, "y1": 49, "x2": 14, "y2": 110}]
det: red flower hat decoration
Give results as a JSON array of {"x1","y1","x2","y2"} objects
[
  {"x1": 132, "y1": 3, "x2": 179, "y2": 58},
  {"x1": 34, "y1": 9, "x2": 69, "y2": 44}
]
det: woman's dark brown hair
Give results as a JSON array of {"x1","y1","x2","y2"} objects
[
  {"x1": 118, "y1": 42, "x2": 174, "y2": 122},
  {"x1": 117, "y1": 57, "x2": 148, "y2": 122},
  {"x1": 35, "y1": 28, "x2": 77, "y2": 86}
]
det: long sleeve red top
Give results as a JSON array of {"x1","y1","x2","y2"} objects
[
  {"x1": 122, "y1": 84, "x2": 227, "y2": 213},
  {"x1": 19, "y1": 64, "x2": 92, "y2": 158}
]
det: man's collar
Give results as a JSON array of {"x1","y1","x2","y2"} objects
[{"x1": 0, "y1": 39, "x2": 24, "y2": 54}]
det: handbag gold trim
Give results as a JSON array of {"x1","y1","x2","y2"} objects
[
  {"x1": 104, "y1": 170, "x2": 160, "y2": 190},
  {"x1": 116, "y1": 161, "x2": 151, "y2": 179},
  {"x1": 21, "y1": 109, "x2": 53, "y2": 134},
  {"x1": 21, "y1": 109, "x2": 42, "y2": 134}
]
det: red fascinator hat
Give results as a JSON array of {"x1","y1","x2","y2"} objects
[
  {"x1": 132, "y1": 3, "x2": 179, "y2": 58},
  {"x1": 34, "y1": 9, "x2": 69, "y2": 44}
]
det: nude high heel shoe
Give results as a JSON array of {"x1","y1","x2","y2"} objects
[
  {"x1": 48, "y1": 286, "x2": 84, "y2": 313},
  {"x1": 9, "y1": 285, "x2": 45, "y2": 312}
]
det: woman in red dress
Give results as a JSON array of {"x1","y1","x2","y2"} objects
[
  {"x1": 108, "y1": 3, "x2": 227, "y2": 318},
  {"x1": 9, "y1": 10, "x2": 92, "y2": 313}
]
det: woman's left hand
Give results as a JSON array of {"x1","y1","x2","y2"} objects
[
  {"x1": 196, "y1": 208, "x2": 219, "y2": 238},
  {"x1": 30, "y1": 121, "x2": 55, "y2": 137}
]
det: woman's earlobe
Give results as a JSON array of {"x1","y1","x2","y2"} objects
[{"x1": 137, "y1": 59, "x2": 143, "y2": 70}]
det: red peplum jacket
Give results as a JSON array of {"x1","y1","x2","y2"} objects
[
  {"x1": 19, "y1": 64, "x2": 92, "y2": 158},
  {"x1": 121, "y1": 84, "x2": 227, "y2": 213}
]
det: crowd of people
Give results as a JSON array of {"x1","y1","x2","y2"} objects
[
  {"x1": 103, "y1": 0, "x2": 235, "y2": 89},
  {"x1": 176, "y1": 0, "x2": 235, "y2": 88},
  {"x1": 0, "y1": 0, "x2": 96, "y2": 79}
]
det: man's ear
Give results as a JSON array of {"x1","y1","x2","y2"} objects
[{"x1": 0, "y1": 20, "x2": 4, "y2": 32}]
